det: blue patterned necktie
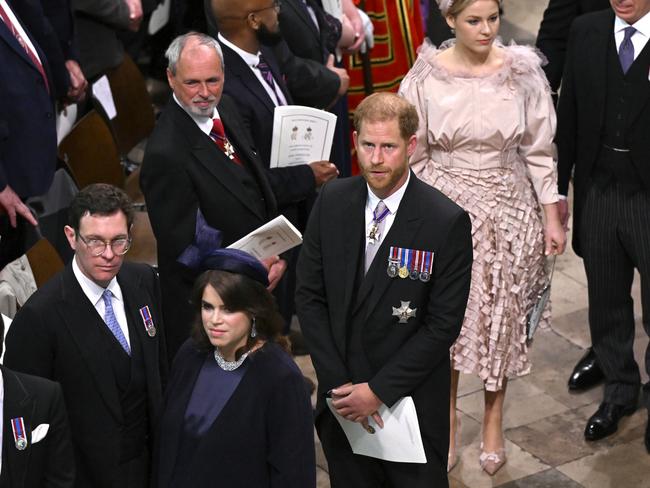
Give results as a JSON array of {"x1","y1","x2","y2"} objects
[
  {"x1": 102, "y1": 289, "x2": 131, "y2": 355},
  {"x1": 619, "y1": 26, "x2": 636, "y2": 74}
]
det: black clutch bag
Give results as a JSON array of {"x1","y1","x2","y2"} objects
[{"x1": 526, "y1": 255, "x2": 556, "y2": 341}]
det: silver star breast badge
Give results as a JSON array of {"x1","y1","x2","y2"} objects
[{"x1": 392, "y1": 301, "x2": 417, "y2": 324}]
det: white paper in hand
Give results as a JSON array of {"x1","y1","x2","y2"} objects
[
  {"x1": 326, "y1": 397, "x2": 427, "y2": 463},
  {"x1": 227, "y1": 215, "x2": 302, "y2": 261}
]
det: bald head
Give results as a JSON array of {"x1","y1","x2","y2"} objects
[
  {"x1": 211, "y1": 0, "x2": 282, "y2": 51},
  {"x1": 211, "y1": 0, "x2": 261, "y2": 20}
]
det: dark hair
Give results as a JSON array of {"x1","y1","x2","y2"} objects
[
  {"x1": 68, "y1": 184, "x2": 134, "y2": 232},
  {"x1": 190, "y1": 270, "x2": 289, "y2": 358}
]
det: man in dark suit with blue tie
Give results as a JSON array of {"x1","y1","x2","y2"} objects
[
  {"x1": 556, "y1": 0, "x2": 650, "y2": 451},
  {"x1": 4, "y1": 184, "x2": 167, "y2": 487}
]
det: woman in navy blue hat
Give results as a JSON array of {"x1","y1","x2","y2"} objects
[{"x1": 152, "y1": 248, "x2": 316, "y2": 488}]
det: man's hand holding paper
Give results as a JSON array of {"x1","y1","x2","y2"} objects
[{"x1": 331, "y1": 382, "x2": 384, "y2": 428}]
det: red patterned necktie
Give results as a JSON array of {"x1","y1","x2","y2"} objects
[
  {"x1": 0, "y1": 2, "x2": 50, "y2": 94},
  {"x1": 210, "y1": 118, "x2": 242, "y2": 166}
]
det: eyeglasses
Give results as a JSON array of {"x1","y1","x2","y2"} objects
[
  {"x1": 78, "y1": 234, "x2": 132, "y2": 256},
  {"x1": 249, "y1": 0, "x2": 281, "y2": 15}
]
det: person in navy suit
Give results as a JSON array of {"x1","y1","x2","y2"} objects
[{"x1": 0, "y1": 0, "x2": 68, "y2": 267}]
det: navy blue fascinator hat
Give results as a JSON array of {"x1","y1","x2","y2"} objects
[
  {"x1": 203, "y1": 249, "x2": 269, "y2": 286},
  {"x1": 177, "y1": 210, "x2": 269, "y2": 286}
]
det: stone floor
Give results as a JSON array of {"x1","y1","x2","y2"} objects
[{"x1": 292, "y1": 1, "x2": 650, "y2": 487}]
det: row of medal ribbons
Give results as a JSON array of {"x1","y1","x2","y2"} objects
[{"x1": 387, "y1": 246, "x2": 434, "y2": 282}]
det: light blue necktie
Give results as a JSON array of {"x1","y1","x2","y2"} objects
[
  {"x1": 619, "y1": 26, "x2": 636, "y2": 74},
  {"x1": 102, "y1": 289, "x2": 130, "y2": 355}
]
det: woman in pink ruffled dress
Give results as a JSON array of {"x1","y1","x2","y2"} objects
[{"x1": 399, "y1": 0, "x2": 566, "y2": 475}]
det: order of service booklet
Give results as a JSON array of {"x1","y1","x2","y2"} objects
[
  {"x1": 227, "y1": 215, "x2": 302, "y2": 261},
  {"x1": 269, "y1": 105, "x2": 337, "y2": 168}
]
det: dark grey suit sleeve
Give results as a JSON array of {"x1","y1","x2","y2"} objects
[
  {"x1": 535, "y1": 0, "x2": 580, "y2": 94},
  {"x1": 272, "y1": 41, "x2": 340, "y2": 110},
  {"x1": 71, "y1": 0, "x2": 131, "y2": 30},
  {"x1": 369, "y1": 211, "x2": 473, "y2": 407},
  {"x1": 43, "y1": 381, "x2": 75, "y2": 488},
  {"x1": 296, "y1": 187, "x2": 350, "y2": 390}
]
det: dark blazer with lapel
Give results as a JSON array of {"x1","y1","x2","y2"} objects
[
  {"x1": 220, "y1": 42, "x2": 316, "y2": 207},
  {"x1": 0, "y1": 0, "x2": 61, "y2": 198},
  {"x1": 140, "y1": 94, "x2": 278, "y2": 359},
  {"x1": 556, "y1": 9, "x2": 650, "y2": 255},
  {"x1": 276, "y1": 0, "x2": 340, "y2": 108},
  {"x1": 3, "y1": 262, "x2": 166, "y2": 488},
  {"x1": 536, "y1": 0, "x2": 610, "y2": 93},
  {"x1": 204, "y1": 0, "x2": 339, "y2": 109},
  {"x1": 153, "y1": 340, "x2": 315, "y2": 488},
  {"x1": 296, "y1": 174, "x2": 473, "y2": 462},
  {"x1": 279, "y1": 0, "x2": 329, "y2": 64},
  {"x1": 70, "y1": 0, "x2": 131, "y2": 80},
  {"x1": 1, "y1": 367, "x2": 74, "y2": 488}
]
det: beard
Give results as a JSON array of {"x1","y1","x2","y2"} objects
[{"x1": 256, "y1": 23, "x2": 283, "y2": 46}]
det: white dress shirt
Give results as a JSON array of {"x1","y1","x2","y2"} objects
[
  {"x1": 364, "y1": 171, "x2": 410, "y2": 250},
  {"x1": 72, "y1": 257, "x2": 130, "y2": 349},
  {"x1": 218, "y1": 34, "x2": 288, "y2": 106},
  {"x1": 614, "y1": 11, "x2": 650, "y2": 61}
]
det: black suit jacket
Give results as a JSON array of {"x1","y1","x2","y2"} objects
[
  {"x1": 536, "y1": 0, "x2": 610, "y2": 94},
  {"x1": 1, "y1": 367, "x2": 74, "y2": 488},
  {"x1": 153, "y1": 341, "x2": 315, "y2": 488},
  {"x1": 4, "y1": 262, "x2": 166, "y2": 488},
  {"x1": 556, "y1": 9, "x2": 650, "y2": 255},
  {"x1": 220, "y1": 42, "x2": 316, "y2": 207},
  {"x1": 0, "y1": 0, "x2": 62, "y2": 198},
  {"x1": 204, "y1": 0, "x2": 339, "y2": 109},
  {"x1": 276, "y1": 0, "x2": 340, "y2": 108},
  {"x1": 296, "y1": 174, "x2": 472, "y2": 465},
  {"x1": 140, "y1": 95, "x2": 278, "y2": 359}
]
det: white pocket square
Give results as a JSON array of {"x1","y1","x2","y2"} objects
[{"x1": 31, "y1": 424, "x2": 49, "y2": 444}]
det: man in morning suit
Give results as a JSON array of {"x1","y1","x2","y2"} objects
[
  {"x1": 0, "y1": 315, "x2": 75, "y2": 488},
  {"x1": 556, "y1": 0, "x2": 650, "y2": 452},
  {"x1": 4, "y1": 184, "x2": 167, "y2": 487},
  {"x1": 536, "y1": 0, "x2": 612, "y2": 393},
  {"x1": 296, "y1": 93, "x2": 473, "y2": 486},
  {"x1": 141, "y1": 32, "x2": 286, "y2": 360}
]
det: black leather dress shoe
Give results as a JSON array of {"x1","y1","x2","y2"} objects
[
  {"x1": 584, "y1": 402, "x2": 636, "y2": 441},
  {"x1": 645, "y1": 419, "x2": 650, "y2": 454},
  {"x1": 568, "y1": 348, "x2": 605, "y2": 391}
]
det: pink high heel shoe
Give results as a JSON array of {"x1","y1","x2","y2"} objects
[{"x1": 479, "y1": 442, "x2": 506, "y2": 475}]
